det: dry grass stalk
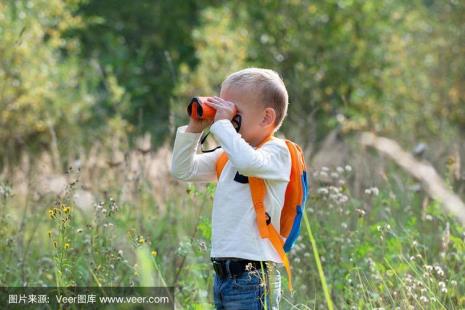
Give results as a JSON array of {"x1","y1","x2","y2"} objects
[{"x1": 360, "y1": 132, "x2": 465, "y2": 225}]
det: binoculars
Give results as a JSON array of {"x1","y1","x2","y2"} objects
[
  {"x1": 187, "y1": 96, "x2": 216, "y2": 120},
  {"x1": 187, "y1": 96, "x2": 242, "y2": 132}
]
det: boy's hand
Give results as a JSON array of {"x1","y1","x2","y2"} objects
[
  {"x1": 186, "y1": 117, "x2": 213, "y2": 133},
  {"x1": 205, "y1": 96, "x2": 237, "y2": 122}
]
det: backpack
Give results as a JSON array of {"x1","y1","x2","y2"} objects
[{"x1": 215, "y1": 134, "x2": 309, "y2": 292}]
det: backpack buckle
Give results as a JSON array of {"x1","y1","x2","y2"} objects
[{"x1": 265, "y1": 212, "x2": 271, "y2": 225}]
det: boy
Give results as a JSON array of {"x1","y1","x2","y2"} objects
[{"x1": 170, "y1": 68, "x2": 291, "y2": 309}]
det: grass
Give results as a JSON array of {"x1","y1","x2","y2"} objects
[{"x1": 0, "y1": 149, "x2": 464, "y2": 309}]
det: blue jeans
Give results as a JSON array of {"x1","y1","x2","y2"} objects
[{"x1": 213, "y1": 261, "x2": 282, "y2": 309}]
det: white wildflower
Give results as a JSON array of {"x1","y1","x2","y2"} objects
[
  {"x1": 365, "y1": 187, "x2": 379, "y2": 196},
  {"x1": 435, "y1": 266, "x2": 444, "y2": 277},
  {"x1": 339, "y1": 194, "x2": 349, "y2": 204},
  {"x1": 329, "y1": 186, "x2": 339, "y2": 193},
  {"x1": 356, "y1": 208, "x2": 366, "y2": 216}
]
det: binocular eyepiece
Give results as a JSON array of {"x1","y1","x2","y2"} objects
[{"x1": 187, "y1": 96, "x2": 242, "y2": 132}]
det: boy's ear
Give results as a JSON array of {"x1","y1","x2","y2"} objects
[{"x1": 262, "y1": 107, "x2": 276, "y2": 127}]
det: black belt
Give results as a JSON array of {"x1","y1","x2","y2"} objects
[{"x1": 211, "y1": 257, "x2": 268, "y2": 279}]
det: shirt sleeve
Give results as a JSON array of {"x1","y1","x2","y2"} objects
[
  {"x1": 170, "y1": 125, "x2": 223, "y2": 183},
  {"x1": 209, "y1": 119, "x2": 291, "y2": 182}
]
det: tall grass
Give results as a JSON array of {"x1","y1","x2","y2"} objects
[{"x1": 0, "y1": 143, "x2": 464, "y2": 308}]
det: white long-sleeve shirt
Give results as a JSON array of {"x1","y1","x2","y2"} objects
[{"x1": 170, "y1": 119, "x2": 291, "y2": 263}]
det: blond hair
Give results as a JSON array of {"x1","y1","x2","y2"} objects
[{"x1": 221, "y1": 67, "x2": 289, "y2": 131}]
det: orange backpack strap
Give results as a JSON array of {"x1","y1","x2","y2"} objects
[
  {"x1": 249, "y1": 175, "x2": 293, "y2": 292},
  {"x1": 249, "y1": 177, "x2": 270, "y2": 238},
  {"x1": 215, "y1": 152, "x2": 228, "y2": 179}
]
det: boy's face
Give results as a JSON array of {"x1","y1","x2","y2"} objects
[{"x1": 220, "y1": 86, "x2": 275, "y2": 147}]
